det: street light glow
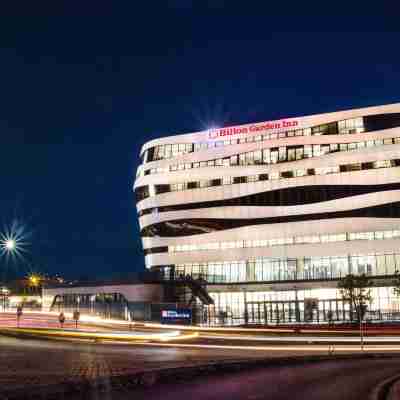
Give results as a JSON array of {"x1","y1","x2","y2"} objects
[
  {"x1": 0, "y1": 220, "x2": 30, "y2": 263},
  {"x1": 29, "y1": 274, "x2": 40, "y2": 287},
  {"x1": 1, "y1": 236, "x2": 19, "y2": 253},
  {"x1": 5, "y1": 239, "x2": 15, "y2": 251}
]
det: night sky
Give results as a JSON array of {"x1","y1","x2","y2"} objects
[{"x1": 1, "y1": 3, "x2": 399, "y2": 281}]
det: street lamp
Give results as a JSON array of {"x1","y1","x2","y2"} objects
[
  {"x1": 1, "y1": 237, "x2": 18, "y2": 264},
  {"x1": 1, "y1": 221, "x2": 29, "y2": 262},
  {"x1": 1, "y1": 236, "x2": 19, "y2": 264}
]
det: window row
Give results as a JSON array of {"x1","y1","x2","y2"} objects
[
  {"x1": 135, "y1": 158, "x2": 400, "y2": 201},
  {"x1": 145, "y1": 143, "x2": 194, "y2": 162},
  {"x1": 143, "y1": 136, "x2": 399, "y2": 176},
  {"x1": 169, "y1": 253, "x2": 400, "y2": 284},
  {"x1": 167, "y1": 229, "x2": 400, "y2": 254}
]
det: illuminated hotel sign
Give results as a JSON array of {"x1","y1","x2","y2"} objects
[
  {"x1": 208, "y1": 119, "x2": 299, "y2": 139},
  {"x1": 161, "y1": 309, "x2": 192, "y2": 325}
]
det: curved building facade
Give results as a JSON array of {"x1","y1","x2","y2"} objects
[{"x1": 135, "y1": 103, "x2": 400, "y2": 325}]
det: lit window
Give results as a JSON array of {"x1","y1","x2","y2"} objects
[
  {"x1": 270, "y1": 172, "x2": 279, "y2": 180},
  {"x1": 374, "y1": 160, "x2": 390, "y2": 168},
  {"x1": 296, "y1": 169, "x2": 307, "y2": 177}
]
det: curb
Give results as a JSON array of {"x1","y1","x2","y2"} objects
[{"x1": 370, "y1": 373, "x2": 400, "y2": 400}]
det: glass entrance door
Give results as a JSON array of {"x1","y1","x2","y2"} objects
[
  {"x1": 247, "y1": 299, "x2": 352, "y2": 324},
  {"x1": 247, "y1": 301, "x2": 301, "y2": 324}
]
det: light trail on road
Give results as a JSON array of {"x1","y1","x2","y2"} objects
[
  {"x1": 4, "y1": 311, "x2": 400, "y2": 351},
  {"x1": 199, "y1": 333, "x2": 400, "y2": 343},
  {"x1": 138, "y1": 341, "x2": 400, "y2": 353},
  {"x1": 5, "y1": 310, "x2": 400, "y2": 337},
  {"x1": 0, "y1": 326, "x2": 199, "y2": 343}
]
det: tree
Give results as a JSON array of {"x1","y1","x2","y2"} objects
[
  {"x1": 392, "y1": 270, "x2": 400, "y2": 297},
  {"x1": 338, "y1": 274, "x2": 373, "y2": 322}
]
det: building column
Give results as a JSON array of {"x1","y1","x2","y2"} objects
[
  {"x1": 297, "y1": 257, "x2": 305, "y2": 280},
  {"x1": 243, "y1": 290, "x2": 249, "y2": 325},
  {"x1": 246, "y1": 261, "x2": 255, "y2": 282},
  {"x1": 294, "y1": 287, "x2": 301, "y2": 322}
]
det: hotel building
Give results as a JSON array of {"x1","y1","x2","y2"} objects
[{"x1": 135, "y1": 103, "x2": 400, "y2": 325}]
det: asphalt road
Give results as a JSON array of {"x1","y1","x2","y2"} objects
[
  {"x1": 92, "y1": 358, "x2": 400, "y2": 400},
  {"x1": 0, "y1": 334, "x2": 280, "y2": 397},
  {"x1": 2, "y1": 335, "x2": 400, "y2": 400}
]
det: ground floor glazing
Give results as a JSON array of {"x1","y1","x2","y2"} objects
[{"x1": 199, "y1": 286, "x2": 400, "y2": 325}]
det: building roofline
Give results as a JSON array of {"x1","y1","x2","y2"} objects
[{"x1": 139, "y1": 102, "x2": 400, "y2": 156}]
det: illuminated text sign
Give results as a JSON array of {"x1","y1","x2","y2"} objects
[{"x1": 208, "y1": 119, "x2": 299, "y2": 139}]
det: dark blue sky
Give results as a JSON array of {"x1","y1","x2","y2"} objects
[{"x1": 1, "y1": 3, "x2": 399, "y2": 280}]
